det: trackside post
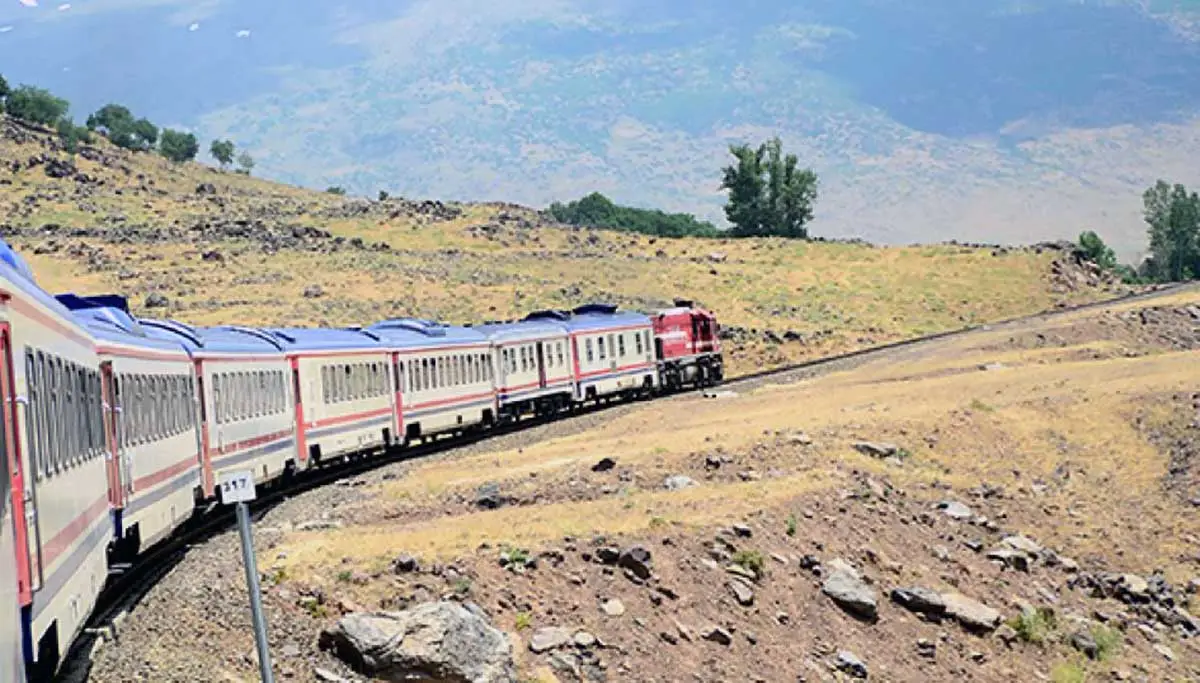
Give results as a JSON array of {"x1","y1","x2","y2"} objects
[{"x1": 219, "y1": 470, "x2": 275, "y2": 683}]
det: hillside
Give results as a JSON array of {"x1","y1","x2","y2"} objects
[
  {"x1": 3, "y1": 1, "x2": 1200, "y2": 257},
  {"x1": 85, "y1": 285, "x2": 1200, "y2": 682},
  {"x1": 0, "y1": 117, "x2": 1126, "y2": 376}
]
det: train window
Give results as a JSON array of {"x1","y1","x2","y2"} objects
[
  {"x1": 607, "y1": 335, "x2": 616, "y2": 360},
  {"x1": 213, "y1": 374, "x2": 223, "y2": 425},
  {"x1": 618, "y1": 334, "x2": 626, "y2": 358},
  {"x1": 454, "y1": 356, "x2": 462, "y2": 386},
  {"x1": 598, "y1": 337, "x2": 607, "y2": 361},
  {"x1": 585, "y1": 339, "x2": 594, "y2": 363},
  {"x1": 643, "y1": 330, "x2": 651, "y2": 354},
  {"x1": 321, "y1": 366, "x2": 329, "y2": 404},
  {"x1": 24, "y1": 351, "x2": 39, "y2": 478},
  {"x1": 64, "y1": 362, "x2": 76, "y2": 467},
  {"x1": 261, "y1": 371, "x2": 270, "y2": 413}
]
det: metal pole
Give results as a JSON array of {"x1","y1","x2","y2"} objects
[{"x1": 236, "y1": 500, "x2": 275, "y2": 683}]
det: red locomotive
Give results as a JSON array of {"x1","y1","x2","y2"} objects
[{"x1": 652, "y1": 299, "x2": 723, "y2": 390}]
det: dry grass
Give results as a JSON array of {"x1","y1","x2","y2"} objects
[
  {"x1": 0, "y1": 119, "x2": 1121, "y2": 376},
  {"x1": 272, "y1": 288, "x2": 1200, "y2": 586}
]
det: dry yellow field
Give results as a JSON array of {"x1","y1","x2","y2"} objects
[{"x1": 275, "y1": 288, "x2": 1200, "y2": 583}]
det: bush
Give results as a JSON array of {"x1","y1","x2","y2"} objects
[
  {"x1": 55, "y1": 118, "x2": 92, "y2": 154},
  {"x1": 1007, "y1": 606, "x2": 1057, "y2": 644},
  {"x1": 731, "y1": 549, "x2": 765, "y2": 578},
  {"x1": 548, "y1": 192, "x2": 721, "y2": 238},
  {"x1": 1092, "y1": 624, "x2": 1121, "y2": 661},
  {"x1": 159, "y1": 128, "x2": 199, "y2": 163},
  {"x1": 6, "y1": 86, "x2": 69, "y2": 126},
  {"x1": 326, "y1": 186, "x2": 347, "y2": 195}
]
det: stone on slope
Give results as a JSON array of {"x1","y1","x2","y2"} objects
[
  {"x1": 529, "y1": 627, "x2": 574, "y2": 653},
  {"x1": 822, "y1": 564, "x2": 878, "y2": 621},
  {"x1": 942, "y1": 593, "x2": 1002, "y2": 632},
  {"x1": 318, "y1": 602, "x2": 515, "y2": 682},
  {"x1": 937, "y1": 500, "x2": 973, "y2": 520},
  {"x1": 890, "y1": 587, "x2": 947, "y2": 616},
  {"x1": 835, "y1": 650, "x2": 868, "y2": 679}
]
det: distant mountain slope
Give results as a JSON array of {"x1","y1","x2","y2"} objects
[{"x1": 2, "y1": 0, "x2": 1199, "y2": 257}]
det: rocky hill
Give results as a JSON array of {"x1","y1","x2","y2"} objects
[
  {"x1": 4, "y1": 0, "x2": 1200, "y2": 257},
  {"x1": 83, "y1": 286, "x2": 1200, "y2": 682},
  {"x1": 0, "y1": 116, "x2": 1126, "y2": 376}
]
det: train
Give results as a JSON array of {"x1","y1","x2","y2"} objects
[{"x1": 0, "y1": 237, "x2": 723, "y2": 682}]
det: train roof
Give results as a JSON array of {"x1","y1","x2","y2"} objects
[
  {"x1": 138, "y1": 319, "x2": 287, "y2": 355},
  {"x1": 366, "y1": 318, "x2": 488, "y2": 348},
  {"x1": 555, "y1": 303, "x2": 651, "y2": 332},
  {"x1": 56, "y1": 293, "x2": 189, "y2": 354},
  {"x1": 258, "y1": 326, "x2": 387, "y2": 351},
  {"x1": 474, "y1": 318, "x2": 569, "y2": 343},
  {"x1": 0, "y1": 238, "x2": 36, "y2": 284}
]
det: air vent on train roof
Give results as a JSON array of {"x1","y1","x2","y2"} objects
[
  {"x1": 371, "y1": 318, "x2": 448, "y2": 337},
  {"x1": 524, "y1": 309, "x2": 571, "y2": 321},
  {"x1": 571, "y1": 303, "x2": 618, "y2": 315}
]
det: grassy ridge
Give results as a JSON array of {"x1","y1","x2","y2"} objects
[{"x1": 0, "y1": 117, "x2": 1121, "y2": 375}]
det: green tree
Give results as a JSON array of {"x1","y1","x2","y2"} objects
[
  {"x1": 378, "y1": 190, "x2": 390, "y2": 201},
  {"x1": 6, "y1": 85, "x2": 69, "y2": 126},
  {"x1": 209, "y1": 139, "x2": 235, "y2": 168},
  {"x1": 159, "y1": 128, "x2": 199, "y2": 163},
  {"x1": 86, "y1": 104, "x2": 158, "y2": 151},
  {"x1": 0, "y1": 74, "x2": 9, "y2": 113},
  {"x1": 235, "y1": 151, "x2": 255, "y2": 175},
  {"x1": 130, "y1": 118, "x2": 159, "y2": 150},
  {"x1": 720, "y1": 136, "x2": 818, "y2": 238},
  {"x1": 547, "y1": 192, "x2": 720, "y2": 238},
  {"x1": 1143, "y1": 179, "x2": 1200, "y2": 282},
  {"x1": 326, "y1": 186, "x2": 346, "y2": 195},
  {"x1": 1078, "y1": 231, "x2": 1117, "y2": 270}
]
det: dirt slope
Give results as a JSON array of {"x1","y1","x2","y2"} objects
[
  {"x1": 0, "y1": 116, "x2": 1128, "y2": 376},
  {"x1": 83, "y1": 286, "x2": 1200, "y2": 683}
]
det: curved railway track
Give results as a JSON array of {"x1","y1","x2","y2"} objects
[{"x1": 55, "y1": 281, "x2": 1193, "y2": 682}]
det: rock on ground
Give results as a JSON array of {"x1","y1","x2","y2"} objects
[
  {"x1": 318, "y1": 602, "x2": 515, "y2": 682},
  {"x1": 821, "y1": 563, "x2": 878, "y2": 621}
]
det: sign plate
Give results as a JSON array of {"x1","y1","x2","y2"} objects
[{"x1": 218, "y1": 470, "x2": 257, "y2": 504}]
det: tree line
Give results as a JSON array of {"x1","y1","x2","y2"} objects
[
  {"x1": 1080, "y1": 180, "x2": 1200, "y2": 284},
  {"x1": 0, "y1": 72, "x2": 253, "y2": 172},
  {"x1": 549, "y1": 136, "x2": 819, "y2": 240}
]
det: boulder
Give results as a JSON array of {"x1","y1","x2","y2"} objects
[
  {"x1": 318, "y1": 602, "x2": 515, "y2": 682},
  {"x1": 937, "y1": 500, "x2": 973, "y2": 520},
  {"x1": 822, "y1": 566, "x2": 878, "y2": 621},
  {"x1": 942, "y1": 593, "x2": 1002, "y2": 632},
  {"x1": 852, "y1": 441, "x2": 899, "y2": 459},
  {"x1": 663, "y1": 474, "x2": 697, "y2": 491},
  {"x1": 528, "y1": 627, "x2": 573, "y2": 653},
  {"x1": 619, "y1": 545, "x2": 653, "y2": 580},
  {"x1": 890, "y1": 587, "x2": 946, "y2": 616}
]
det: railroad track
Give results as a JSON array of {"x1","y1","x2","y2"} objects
[{"x1": 55, "y1": 281, "x2": 1194, "y2": 683}]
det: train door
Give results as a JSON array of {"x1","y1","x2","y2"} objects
[
  {"x1": 390, "y1": 353, "x2": 404, "y2": 445},
  {"x1": 1, "y1": 323, "x2": 35, "y2": 605},
  {"x1": 535, "y1": 342, "x2": 547, "y2": 389},
  {"x1": 291, "y1": 357, "x2": 307, "y2": 467},
  {"x1": 193, "y1": 362, "x2": 214, "y2": 497},
  {"x1": 99, "y1": 362, "x2": 125, "y2": 510}
]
